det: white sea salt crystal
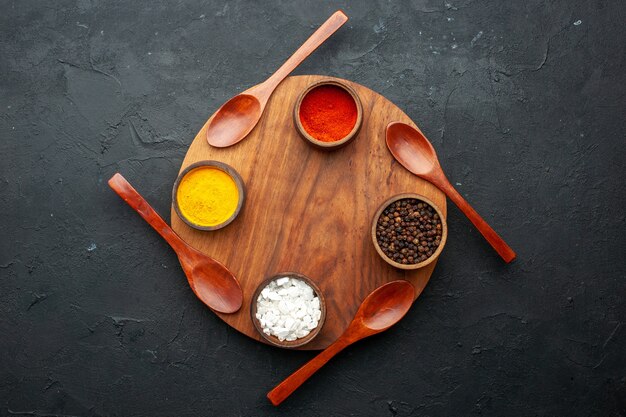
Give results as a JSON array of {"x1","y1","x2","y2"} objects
[
  {"x1": 276, "y1": 277, "x2": 290, "y2": 286},
  {"x1": 284, "y1": 317, "x2": 295, "y2": 330},
  {"x1": 278, "y1": 300, "x2": 289, "y2": 314},
  {"x1": 255, "y1": 276, "x2": 322, "y2": 342},
  {"x1": 267, "y1": 292, "x2": 281, "y2": 301}
]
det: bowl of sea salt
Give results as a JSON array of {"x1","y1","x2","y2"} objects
[{"x1": 251, "y1": 272, "x2": 326, "y2": 348}]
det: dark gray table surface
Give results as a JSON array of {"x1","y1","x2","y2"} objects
[{"x1": 2, "y1": 1, "x2": 625, "y2": 416}]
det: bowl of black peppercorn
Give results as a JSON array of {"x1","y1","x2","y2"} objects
[{"x1": 371, "y1": 194, "x2": 447, "y2": 270}]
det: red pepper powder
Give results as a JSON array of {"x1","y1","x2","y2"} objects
[{"x1": 298, "y1": 85, "x2": 357, "y2": 142}]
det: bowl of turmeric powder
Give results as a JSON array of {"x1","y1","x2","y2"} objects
[
  {"x1": 293, "y1": 79, "x2": 363, "y2": 150},
  {"x1": 172, "y1": 160, "x2": 245, "y2": 231}
]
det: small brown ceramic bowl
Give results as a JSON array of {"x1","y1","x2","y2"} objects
[
  {"x1": 250, "y1": 272, "x2": 326, "y2": 349},
  {"x1": 293, "y1": 79, "x2": 363, "y2": 150},
  {"x1": 371, "y1": 193, "x2": 448, "y2": 270},
  {"x1": 172, "y1": 160, "x2": 245, "y2": 231}
]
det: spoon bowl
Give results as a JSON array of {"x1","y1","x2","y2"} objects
[
  {"x1": 267, "y1": 280, "x2": 415, "y2": 406},
  {"x1": 108, "y1": 173, "x2": 243, "y2": 314},
  {"x1": 206, "y1": 94, "x2": 262, "y2": 148},
  {"x1": 386, "y1": 121, "x2": 440, "y2": 176},
  {"x1": 182, "y1": 255, "x2": 243, "y2": 314},
  {"x1": 359, "y1": 278, "x2": 418, "y2": 332},
  {"x1": 386, "y1": 121, "x2": 516, "y2": 263}
]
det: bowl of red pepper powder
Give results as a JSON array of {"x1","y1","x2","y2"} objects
[{"x1": 294, "y1": 79, "x2": 363, "y2": 150}]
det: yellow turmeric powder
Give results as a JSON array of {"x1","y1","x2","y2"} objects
[{"x1": 176, "y1": 167, "x2": 239, "y2": 227}]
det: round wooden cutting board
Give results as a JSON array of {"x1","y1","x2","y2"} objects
[{"x1": 171, "y1": 75, "x2": 446, "y2": 350}]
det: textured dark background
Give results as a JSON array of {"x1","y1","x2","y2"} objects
[{"x1": 1, "y1": 0, "x2": 625, "y2": 416}]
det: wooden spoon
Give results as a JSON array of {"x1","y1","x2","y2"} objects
[
  {"x1": 267, "y1": 280, "x2": 415, "y2": 406},
  {"x1": 386, "y1": 121, "x2": 516, "y2": 263},
  {"x1": 206, "y1": 10, "x2": 348, "y2": 148},
  {"x1": 108, "y1": 173, "x2": 243, "y2": 314}
]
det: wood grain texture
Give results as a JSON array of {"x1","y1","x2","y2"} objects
[{"x1": 171, "y1": 75, "x2": 447, "y2": 350}]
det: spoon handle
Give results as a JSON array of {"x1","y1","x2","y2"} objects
[
  {"x1": 267, "y1": 337, "x2": 350, "y2": 406},
  {"x1": 439, "y1": 178, "x2": 516, "y2": 263},
  {"x1": 108, "y1": 173, "x2": 188, "y2": 254},
  {"x1": 260, "y1": 11, "x2": 348, "y2": 97}
]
